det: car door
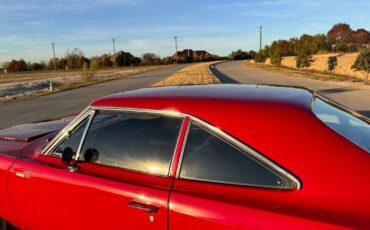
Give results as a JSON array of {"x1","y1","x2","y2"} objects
[
  {"x1": 8, "y1": 109, "x2": 183, "y2": 230},
  {"x1": 169, "y1": 121, "x2": 340, "y2": 229}
]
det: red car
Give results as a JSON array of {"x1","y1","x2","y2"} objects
[{"x1": 0, "y1": 85, "x2": 369, "y2": 230}]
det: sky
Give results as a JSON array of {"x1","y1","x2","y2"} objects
[{"x1": 1, "y1": 0, "x2": 370, "y2": 63}]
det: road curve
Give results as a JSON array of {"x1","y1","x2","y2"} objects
[
  {"x1": 212, "y1": 61, "x2": 370, "y2": 118},
  {"x1": 0, "y1": 64, "x2": 188, "y2": 129}
]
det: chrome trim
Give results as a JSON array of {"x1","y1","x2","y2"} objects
[
  {"x1": 175, "y1": 118, "x2": 191, "y2": 178},
  {"x1": 89, "y1": 106, "x2": 184, "y2": 118},
  {"x1": 168, "y1": 118, "x2": 187, "y2": 177},
  {"x1": 184, "y1": 117, "x2": 302, "y2": 190},
  {"x1": 75, "y1": 110, "x2": 96, "y2": 161},
  {"x1": 42, "y1": 107, "x2": 92, "y2": 155},
  {"x1": 43, "y1": 105, "x2": 301, "y2": 190},
  {"x1": 314, "y1": 92, "x2": 370, "y2": 124},
  {"x1": 43, "y1": 106, "x2": 184, "y2": 155}
]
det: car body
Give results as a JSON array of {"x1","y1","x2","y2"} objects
[{"x1": 0, "y1": 84, "x2": 369, "y2": 229}]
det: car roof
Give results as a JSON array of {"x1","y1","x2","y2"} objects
[
  {"x1": 90, "y1": 84, "x2": 370, "y2": 189},
  {"x1": 91, "y1": 84, "x2": 313, "y2": 111}
]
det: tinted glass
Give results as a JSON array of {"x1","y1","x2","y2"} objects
[
  {"x1": 314, "y1": 98, "x2": 370, "y2": 153},
  {"x1": 180, "y1": 123, "x2": 291, "y2": 188},
  {"x1": 80, "y1": 110, "x2": 182, "y2": 176},
  {"x1": 53, "y1": 118, "x2": 88, "y2": 155}
]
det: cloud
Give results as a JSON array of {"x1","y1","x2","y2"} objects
[
  {"x1": 243, "y1": 11, "x2": 288, "y2": 19},
  {"x1": 0, "y1": 0, "x2": 141, "y2": 13},
  {"x1": 206, "y1": 2, "x2": 250, "y2": 9},
  {"x1": 261, "y1": 0, "x2": 292, "y2": 6}
]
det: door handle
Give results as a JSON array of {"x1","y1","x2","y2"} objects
[
  {"x1": 13, "y1": 168, "x2": 31, "y2": 179},
  {"x1": 128, "y1": 201, "x2": 159, "y2": 214}
]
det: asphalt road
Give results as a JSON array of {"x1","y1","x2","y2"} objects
[
  {"x1": 213, "y1": 61, "x2": 370, "y2": 118},
  {"x1": 0, "y1": 64, "x2": 187, "y2": 129}
]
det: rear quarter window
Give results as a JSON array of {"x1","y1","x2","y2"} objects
[
  {"x1": 313, "y1": 97, "x2": 370, "y2": 153},
  {"x1": 179, "y1": 122, "x2": 293, "y2": 189}
]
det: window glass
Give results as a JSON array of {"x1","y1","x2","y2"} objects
[
  {"x1": 53, "y1": 118, "x2": 88, "y2": 155},
  {"x1": 180, "y1": 123, "x2": 292, "y2": 189},
  {"x1": 80, "y1": 110, "x2": 182, "y2": 176},
  {"x1": 314, "y1": 98, "x2": 370, "y2": 153}
]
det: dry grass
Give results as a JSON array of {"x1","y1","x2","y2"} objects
[
  {"x1": 0, "y1": 66, "x2": 164, "y2": 103},
  {"x1": 267, "y1": 53, "x2": 364, "y2": 79},
  {"x1": 153, "y1": 61, "x2": 221, "y2": 87},
  {"x1": 245, "y1": 61, "x2": 363, "y2": 83},
  {"x1": 0, "y1": 66, "x2": 163, "y2": 85}
]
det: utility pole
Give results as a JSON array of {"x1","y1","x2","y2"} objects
[
  {"x1": 259, "y1": 26, "x2": 263, "y2": 51},
  {"x1": 112, "y1": 38, "x2": 116, "y2": 55},
  {"x1": 174, "y1": 36, "x2": 178, "y2": 55},
  {"x1": 51, "y1": 42, "x2": 57, "y2": 71}
]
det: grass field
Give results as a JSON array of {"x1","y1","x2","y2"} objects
[
  {"x1": 0, "y1": 65, "x2": 166, "y2": 102},
  {"x1": 153, "y1": 61, "x2": 221, "y2": 87}
]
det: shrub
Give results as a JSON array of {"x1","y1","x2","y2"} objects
[
  {"x1": 351, "y1": 49, "x2": 370, "y2": 83},
  {"x1": 327, "y1": 56, "x2": 338, "y2": 72},
  {"x1": 270, "y1": 53, "x2": 282, "y2": 66},
  {"x1": 254, "y1": 51, "x2": 266, "y2": 63},
  {"x1": 296, "y1": 52, "x2": 313, "y2": 68}
]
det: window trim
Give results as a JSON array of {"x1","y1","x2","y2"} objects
[
  {"x1": 42, "y1": 106, "x2": 301, "y2": 189},
  {"x1": 43, "y1": 106, "x2": 185, "y2": 177},
  {"x1": 45, "y1": 107, "x2": 93, "y2": 157},
  {"x1": 177, "y1": 117, "x2": 302, "y2": 190}
]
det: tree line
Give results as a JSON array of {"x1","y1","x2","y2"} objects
[
  {"x1": 238, "y1": 23, "x2": 369, "y2": 83},
  {"x1": 1, "y1": 48, "x2": 220, "y2": 73}
]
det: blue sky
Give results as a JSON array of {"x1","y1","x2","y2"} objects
[{"x1": 1, "y1": 0, "x2": 370, "y2": 63}]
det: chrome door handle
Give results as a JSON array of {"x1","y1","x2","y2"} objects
[
  {"x1": 14, "y1": 169, "x2": 31, "y2": 179},
  {"x1": 128, "y1": 201, "x2": 159, "y2": 214}
]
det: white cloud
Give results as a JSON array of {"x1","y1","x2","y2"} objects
[
  {"x1": 243, "y1": 11, "x2": 288, "y2": 18},
  {"x1": 206, "y1": 2, "x2": 250, "y2": 9},
  {"x1": 0, "y1": 0, "x2": 141, "y2": 13}
]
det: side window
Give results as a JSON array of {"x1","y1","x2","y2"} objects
[
  {"x1": 80, "y1": 110, "x2": 182, "y2": 176},
  {"x1": 53, "y1": 118, "x2": 88, "y2": 155},
  {"x1": 179, "y1": 123, "x2": 292, "y2": 189}
]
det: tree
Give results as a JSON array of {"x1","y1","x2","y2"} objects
[
  {"x1": 162, "y1": 56, "x2": 173, "y2": 65},
  {"x1": 269, "y1": 40, "x2": 295, "y2": 57},
  {"x1": 296, "y1": 34, "x2": 319, "y2": 55},
  {"x1": 65, "y1": 48, "x2": 86, "y2": 69},
  {"x1": 99, "y1": 54, "x2": 113, "y2": 68},
  {"x1": 58, "y1": 58, "x2": 67, "y2": 69},
  {"x1": 29, "y1": 62, "x2": 45, "y2": 71},
  {"x1": 351, "y1": 29, "x2": 370, "y2": 46},
  {"x1": 327, "y1": 23, "x2": 353, "y2": 43},
  {"x1": 114, "y1": 51, "x2": 140, "y2": 66},
  {"x1": 141, "y1": 53, "x2": 161, "y2": 65},
  {"x1": 6, "y1": 59, "x2": 28, "y2": 72},
  {"x1": 313, "y1": 34, "x2": 329, "y2": 51},
  {"x1": 228, "y1": 49, "x2": 250, "y2": 60},
  {"x1": 351, "y1": 49, "x2": 370, "y2": 83}
]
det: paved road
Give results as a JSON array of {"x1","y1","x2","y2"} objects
[
  {"x1": 213, "y1": 61, "x2": 370, "y2": 118},
  {"x1": 0, "y1": 64, "x2": 187, "y2": 129}
]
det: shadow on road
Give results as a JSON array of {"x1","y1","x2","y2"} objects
[
  {"x1": 210, "y1": 63, "x2": 240, "y2": 84},
  {"x1": 357, "y1": 111, "x2": 370, "y2": 118},
  {"x1": 317, "y1": 87, "x2": 357, "y2": 94}
]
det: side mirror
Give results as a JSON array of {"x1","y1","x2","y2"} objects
[{"x1": 61, "y1": 147, "x2": 80, "y2": 172}]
